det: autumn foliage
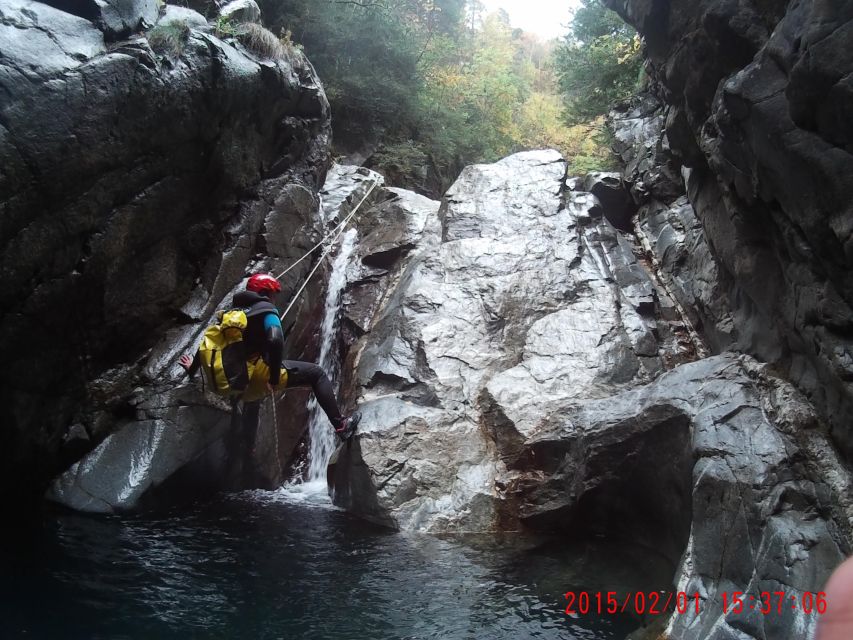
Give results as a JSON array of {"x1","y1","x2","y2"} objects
[{"x1": 261, "y1": 0, "x2": 636, "y2": 193}]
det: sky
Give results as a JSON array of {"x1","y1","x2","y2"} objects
[{"x1": 481, "y1": 0, "x2": 582, "y2": 40}]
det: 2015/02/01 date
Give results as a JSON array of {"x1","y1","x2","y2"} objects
[
  {"x1": 563, "y1": 591, "x2": 701, "y2": 616},
  {"x1": 723, "y1": 591, "x2": 827, "y2": 615}
]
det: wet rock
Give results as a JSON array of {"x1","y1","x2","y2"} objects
[
  {"x1": 219, "y1": 0, "x2": 261, "y2": 24},
  {"x1": 40, "y1": 0, "x2": 160, "y2": 40},
  {"x1": 45, "y1": 158, "x2": 398, "y2": 511},
  {"x1": 609, "y1": 97, "x2": 736, "y2": 354},
  {"x1": 581, "y1": 172, "x2": 635, "y2": 230},
  {"x1": 319, "y1": 164, "x2": 385, "y2": 227},
  {"x1": 0, "y1": 1, "x2": 106, "y2": 79},
  {"x1": 330, "y1": 150, "x2": 692, "y2": 532},
  {"x1": 157, "y1": 5, "x2": 208, "y2": 31},
  {"x1": 510, "y1": 353, "x2": 852, "y2": 640},
  {"x1": 343, "y1": 184, "x2": 438, "y2": 337},
  {"x1": 605, "y1": 0, "x2": 853, "y2": 459},
  {"x1": 270, "y1": 163, "x2": 387, "y2": 476},
  {"x1": 47, "y1": 388, "x2": 232, "y2": 513},
  {"x1": 98, "y1": 0, "x2": 159, "y2": 37},
  {"x1": 610, "y1": 95, "x2": 685, "y2": 204},
  {"x1": 326, "y1": 148, "x2": 850, "y2": 640},
  {"x1": 610, "y1": 80, "x2": 852, "y2": 639},
  {"x1": 1, "y1": 0, "x2": 331, "y2": 512}
]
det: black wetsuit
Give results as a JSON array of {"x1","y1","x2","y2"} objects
[{"x1": 231, "y1": 290, "x2": 345, "y2": 426}]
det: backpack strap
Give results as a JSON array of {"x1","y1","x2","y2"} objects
[{"x1": 243, "y1": 300, "x2": 278, "y2": 318}]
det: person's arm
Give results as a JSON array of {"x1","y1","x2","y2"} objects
[{"x1": 263, "y1": 313, "x2": 284, "y2": 385}]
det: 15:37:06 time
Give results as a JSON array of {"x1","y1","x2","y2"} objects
[{"x1": 722, "y1": 591, "x2": 827, "y2": 615}]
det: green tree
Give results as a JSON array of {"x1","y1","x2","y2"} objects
[
  {"x1": 554, "y1": 0, "x2": 642, "y2": 125},
  {"x1": 259, "y1": 0, "x2": 464, "y2": 145},
  {"x1": 255, "y1": 1, "x2": 624, "y2": 192}
]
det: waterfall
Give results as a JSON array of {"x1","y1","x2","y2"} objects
[
  {"x1": 274, "y1": 227, "x2": 358, "y2": 504},
  {"x1": 306, "y1": 228, "x2": 358, "y2": 481}
]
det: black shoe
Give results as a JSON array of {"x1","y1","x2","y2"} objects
[{"x1": 335, "y1": 411, "x2": 361, "y2": 441}]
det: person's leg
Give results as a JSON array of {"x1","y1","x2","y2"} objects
[{"x1": 282, "y1": 360, "x2": 345, "y2": 425}]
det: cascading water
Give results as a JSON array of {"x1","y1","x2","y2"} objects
[
  {"x1": 276, "y1": 227, "x2": 358, "y2": 503},
  {"x1": 306, "y1": 228, "x2": 358, "y2": 480}
]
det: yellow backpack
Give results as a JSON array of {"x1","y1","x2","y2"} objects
[
  {"x1": 197, "y1": 309, "x2": 288, "y2": 401},
  {"x1": 198, "y1": 309, "x2": 250, "y2": 397}
]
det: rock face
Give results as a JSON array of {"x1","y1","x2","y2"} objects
[
  {"x1": 605, "y1": 0, "x2": 853, "y2": 460},
  {"x1": 39, "y1": 0, "x2": 160, "y2": 40},
  {"x1": 47, "y1": 387, "x2": 233, "y2": 513},
  {"x1": 1, "y1": 1, "x2": 332, "y2": 513},
  {"x1": 610, "y1": 97, "x2": 735, "y2": 355},
  {"x1": 328, "y1": 149, "x2": 851, "y2": 639},
  {"x1": 608, "y1": 80, "x2": 853, "y2": 636},
  {"x1": 45, "y1": 164, "x2": 387, "y2": 513},
  {"x1": 513, "y1": 353, "x2": 851, "y2": 640},
  {"x1": 329, "y1": 150, "x2": 695, "y2": 531}
]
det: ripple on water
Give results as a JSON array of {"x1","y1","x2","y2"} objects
[{"x1": 2, "y1": 496, "x2": 664, "y2": 639}]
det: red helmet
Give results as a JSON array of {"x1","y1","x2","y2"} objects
[{"x1": 246, "y1": 273, "x2": 282, "y2": 295}]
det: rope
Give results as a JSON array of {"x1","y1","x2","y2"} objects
[
  {"x1": 279, "y1": 213, "x2": 350, "y2": 321},
  {"x1": 269, "y1": 387, "x2": 281, "y2": 471},
  {"x1": 278, "y1": 181, "x2": 378, "y2": 321},
  {"x1": 273, "y1": 181, "x2": 378, "y2": 281}
]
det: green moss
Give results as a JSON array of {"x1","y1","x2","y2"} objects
[{"x1": 214, "y1": 15, "x2": 238, "y2": 38}]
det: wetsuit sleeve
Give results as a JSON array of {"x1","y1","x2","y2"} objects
[{"x1": 264, "y1": 313, "x2": 284, "y2": 385}]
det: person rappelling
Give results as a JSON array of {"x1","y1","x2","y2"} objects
[
  {"x1": 179, "y1": 182, "x2": 376, "y2": 454},
  {"x1": 178, "y1": 272, "x2": 361, "y2": 443}
]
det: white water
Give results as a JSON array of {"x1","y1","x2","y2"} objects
[
  {"x1": 307, "y1": 228, "x2": 358, "y2": 480},
  {"x1": 249, "y1": 480, "x2": 340, "y2": 509},
  {"x1": 277, "y1": 228, "x2": 358, "y2": 504}
]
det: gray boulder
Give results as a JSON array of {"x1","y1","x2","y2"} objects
[
  {"x1": 95, "y1": 0, "x2": 159, "y2": 37},
  {"x1": 39, "y1": 0, "x2": 160, "y2": 39},
  {"x1": 329, "y1": 150, "x2": 694, "y2": 531},
  {"x1": 157, "y1": 5, "x2": 209, "y2": 31},
  {"x1": 511, "y1": 353, "x2": 851, "y2": 640},
  {"x1": 325, "y1": 149, "x2": 850, "y2": 640},
  {"x1": 219, "y1": 0, "x2": 261, "y2": 24},
  {"x1": 47, "y1": 388, "x2": 232, "y2": 513}
]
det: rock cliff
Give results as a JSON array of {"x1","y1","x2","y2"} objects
[
  {"x1": 5, "y1": 4, "x2": 851, "y2": 638},
  {"x1": 327, "y1": 150, "x2": 851, "y2": 639},
  {"x1": 0, "y1": 0, "x2": 331, "y2": 513},
  {"x1": 47, "y1": 165, "x2": 384, "y2": 513},
  {"x1": 605, "y1": 0, "x2": 853, "y2": 461}
]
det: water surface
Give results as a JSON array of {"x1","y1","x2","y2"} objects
[{"x1": 2, "y1": 488, "x2": 666, "y2": 639}]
